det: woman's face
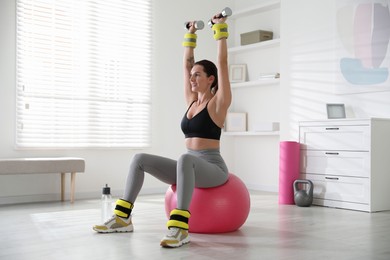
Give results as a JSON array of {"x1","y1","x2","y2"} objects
[{"x1": 190, "y1": 65, "x2": 214, "y2": 92}]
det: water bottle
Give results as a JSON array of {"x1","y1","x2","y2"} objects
[{"x1": 101, "y1": 184, "x2": 113, "y2": 222}]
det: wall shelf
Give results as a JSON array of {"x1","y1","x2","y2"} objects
[
  {"x1": 223, "y1": 131, "x2": 280, "y2": 136},
  {"x1": 231, "y1": 78, "x2": 279, "y2": 89},
  {"x1": 226, "y1": 0, "x2": 281, "y2": 139},
  {"x1": 220, "y1": 0, "x2": 282, "y2": 193},
  {"x1": 230, "y1": 0, "x2": 281, "y2": 20},
  {"x1": 228, "y1": 38, "x2": 280, "y2": 54}
]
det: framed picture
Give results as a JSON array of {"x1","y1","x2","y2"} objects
[
  {"x1": 326, "y1": 104, "x2": 346, "y2": 119},
  {"x1": 229, "y1": 64, "x2": 247, "y2": 83},
  {"x1": 225, "y1": 112, "x2": 247, "y2": 132}
]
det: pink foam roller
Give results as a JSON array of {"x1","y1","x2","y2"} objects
[{"x1": 278, "y1": 141, "x2": 300, "y2": 204}]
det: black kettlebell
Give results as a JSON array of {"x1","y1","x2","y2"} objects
[{"x1": 293, "y1": 179, "x2": 313, "y2": 207}]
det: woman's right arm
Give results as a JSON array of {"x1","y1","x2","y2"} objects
[{"x1": 183, "y1": 24, "x2": 197, "y2": 106}]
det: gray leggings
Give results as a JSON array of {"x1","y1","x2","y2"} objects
[{"x1": 123, "y1": 149, "x2": 229, "y2": 210}]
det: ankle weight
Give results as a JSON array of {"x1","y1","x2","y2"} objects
[
  {"x1": 167, "y1": 209, "x2": 191, "y2": 230},
  {"x1": 114, "y1": 199, "x2": 134, "y2": 219}
]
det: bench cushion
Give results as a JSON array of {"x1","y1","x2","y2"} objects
[{"x1": 0, "y1": 157, "x2": 85, "y2": 174}]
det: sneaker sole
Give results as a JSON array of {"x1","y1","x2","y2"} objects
[
  {"x1": 93, "y1": 225, "x2": 134, "y2": 233},
  {"x1": 160, "y1": 236, "x2": 190, "y2": 248}
]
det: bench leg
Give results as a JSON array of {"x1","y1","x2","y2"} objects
[
  {"x1": 70, "y1": 172, "x2": 76, "y2": 203},
  {"x1": 61, "y1": 173, "x2": 66, "y2": 202}
]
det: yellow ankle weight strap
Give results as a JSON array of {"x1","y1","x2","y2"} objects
[
  {"x1": 212, "y1": 23, "x2": 229, "y2": 40},
  {"x1": 114, "y1": 199, "x2": 134, "y2": 218},
  {"x1": 167, "y1": 209, "x2": 191, "y2": 230}
]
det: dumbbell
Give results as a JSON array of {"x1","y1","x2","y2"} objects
[
  {"x1": 208, "y1": 7, "x2": 233, "y2": 27},
  {"x1": 184, "y1": 20, "x2": 205, "y2": 30}
]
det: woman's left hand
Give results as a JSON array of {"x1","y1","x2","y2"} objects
[{"x1": 211, "y1": 14, "x2": 227, "y2": 25}]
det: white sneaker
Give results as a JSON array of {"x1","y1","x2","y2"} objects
[
  {"x1": 93, "y1": 215, "x2": 133, "y2": 233},
  {"x1": 160, "y1": 227, "x2": 190, "y2": 248}
]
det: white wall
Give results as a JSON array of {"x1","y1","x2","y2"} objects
[
  {"x1": 223, "y1": 0, "x2": 390, "y2": 192},
  {"x1": 280, "y1": 0, "x2": 390, "y2": 141},
  {"x1": 3, "y1": 0, "x2": 388, "y2": 204},
  {"x1": 0, "y1": 0, "x2": 233, "y2": 204}
]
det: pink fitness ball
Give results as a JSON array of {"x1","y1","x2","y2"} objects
[{"x1": 165, "y1": 173, "x2": 250, "y2": 233}]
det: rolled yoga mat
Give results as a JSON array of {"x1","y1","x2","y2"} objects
[{"x1": 278, "y1": 141, "x2": 300, "y2": 204}]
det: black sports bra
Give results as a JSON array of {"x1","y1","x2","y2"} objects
[{"x1": 181, "y1": 101, "x2": 221, "y2": 140}]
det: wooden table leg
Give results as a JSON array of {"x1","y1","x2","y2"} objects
[
  {"x1": 61, "y1": 173, "x2": 65, "y2": 202},
  {"x1": 70, "y1": 172, "x2": 76, "y2": 203}
]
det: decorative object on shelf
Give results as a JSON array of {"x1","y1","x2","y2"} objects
[
  {"x1": 240, "y1": 30, "x2": 273, "y2": 46},
  {"x1": 326, "y1": 103, "x2": 346, "y2": 119},
  {"x1": 258, "y1": 72, "x2": 280, "y2": 80},
  {"x1": 293, "y1": 179, "x2": 314, "y2": 207},
  {"x1": 225, "y1": 112, "x2": 247, "y2": 132},
  {"x1": 229, "y1": 64, "x2": 247, "y2": 83},
  {"x1": 254, "y1": 121, "x2": 279, "y2": 132}
]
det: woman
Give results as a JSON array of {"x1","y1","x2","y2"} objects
[{"x1": 93, "y1": 13, "x2": 231, "y2": 248}]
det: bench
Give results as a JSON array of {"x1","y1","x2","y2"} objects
[{"x1": 0, "y1": 157, "x2": 85, "y2": 203}]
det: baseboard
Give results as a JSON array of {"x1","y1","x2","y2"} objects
[
  {"x1": 0, "y1": 194, "x2": 62, "y2": 205},
  {"x1": 0, "y1": 187, "x2": 168, "y2": 206},
  {"x1": 246, "y1": 183, "x2": 278, "y2": 193},
  {"x1": 0, "y1": 185, "x2": 275, "y2": 205}
]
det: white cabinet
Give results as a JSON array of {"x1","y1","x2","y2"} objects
[
  {"x1": 299, "y1": 118, "x2": 390, "y2": 212},
  {"x1": 225, "y1": 0, "x2": 280, "y2": 136}
]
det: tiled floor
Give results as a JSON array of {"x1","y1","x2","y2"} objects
[{"x1": 1, "y1": 191, "x2": 389, "y2": 260}]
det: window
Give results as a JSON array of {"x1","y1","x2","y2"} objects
[{"x1": 16, "y1": 0, "x2": 152, "y2": 148}]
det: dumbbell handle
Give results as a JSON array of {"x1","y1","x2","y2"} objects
[
  {"x1": 216, "y1": 7, "x2": 232, "y2": 18},
  {"x1": 184, "y1": 20, "x2": 204, "y2": 30},
  {"x1": 208, "y1": 7, "x2": 232, "y2": 27}
]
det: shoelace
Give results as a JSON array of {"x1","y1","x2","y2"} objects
[
  {"x1": 103, "y1": 215, "x2": 117, "y2": 225},
  {"x1": 166, "y1": 227, "x2": 180, "y2": 237},
  {"x1": 167, "y1": 227, "x2": 184, "y2": 237}
]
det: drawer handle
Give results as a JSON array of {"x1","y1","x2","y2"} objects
[
  {"x1": 325, "y1": 177, "x2": 339, "y2": 180},
  {"x1": 325, "y1": 152, "x2": 339, "y2": 155},
  {"x1": 325, "y1": 127, "x2": 339, "y2": 130}
]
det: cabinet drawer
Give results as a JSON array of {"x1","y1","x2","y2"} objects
[
  {"x1": 301, "y1": 150, "x2": 370, "y2": 178},
  {"x1": 301, "y1": 174, "x2": 369, "y2": 204},
  {"x1": 299, "y1": 125, "x2": 370, "y2": 151}
]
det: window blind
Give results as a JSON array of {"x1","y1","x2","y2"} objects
[{"x1": 16, "y1": 0, "x2": 152, "y2": 148}]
